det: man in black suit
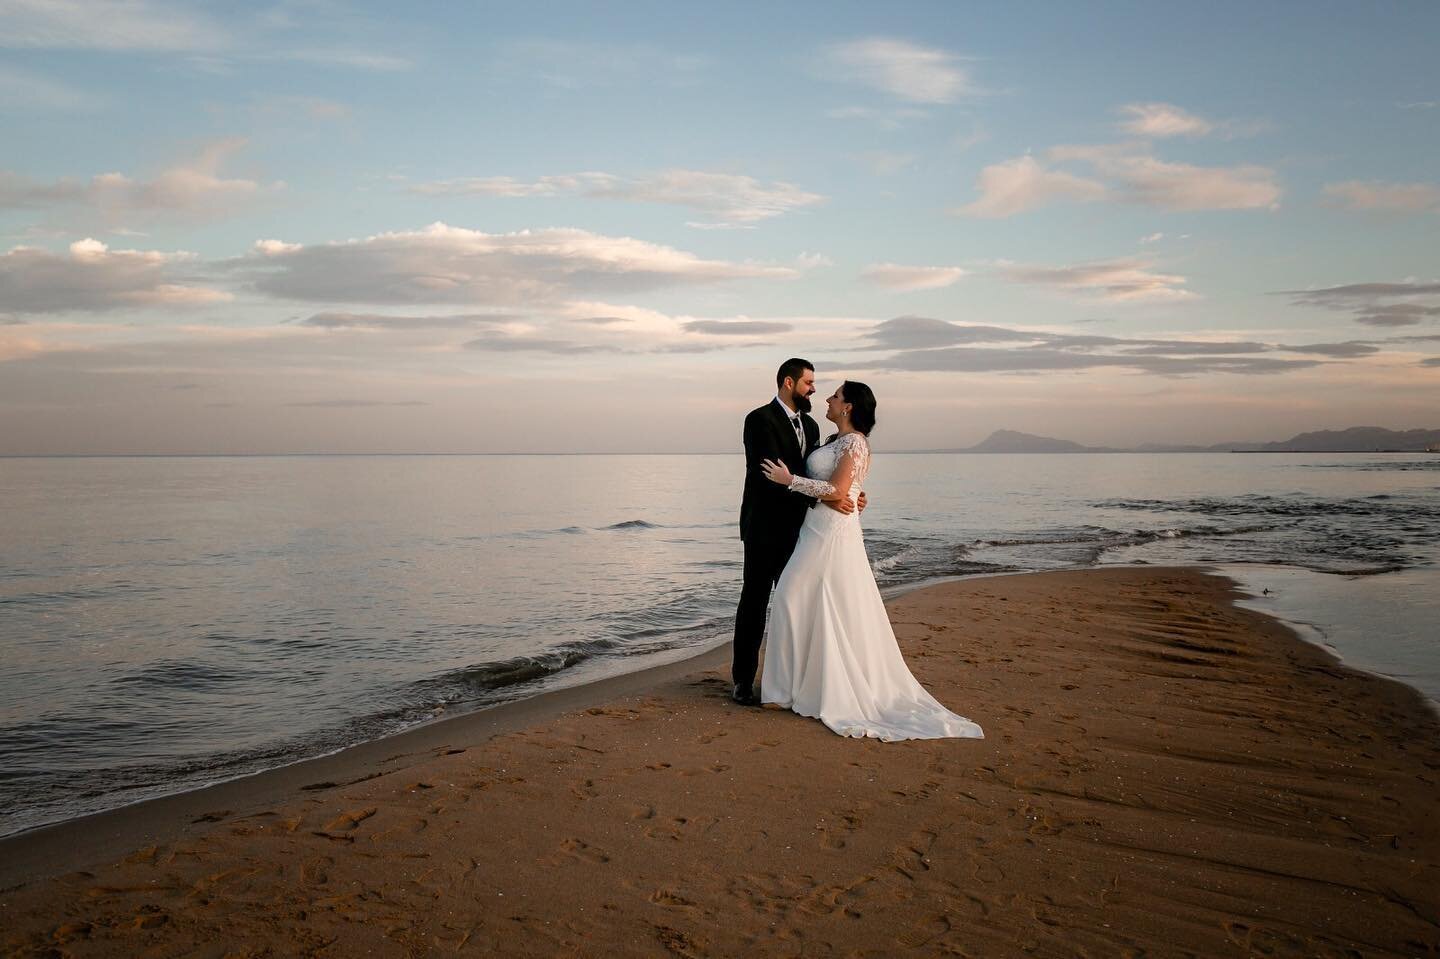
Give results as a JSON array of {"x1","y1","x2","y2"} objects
[{"x1": 732, "y1": 358, "x2": 864, "y2": 706}]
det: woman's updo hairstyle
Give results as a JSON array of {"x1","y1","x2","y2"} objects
[{"x1": 841, "y1": 380, "x2": 877, "y2": 435}]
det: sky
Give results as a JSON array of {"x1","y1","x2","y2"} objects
[{"x1": 1, "y1": 0, "x2": 1438, "y2": 454}]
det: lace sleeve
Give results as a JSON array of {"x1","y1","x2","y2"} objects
[
  {"x1": 787, "y1": 433, "x2": 868, "y2": 499},
  {"x1": 787, "y1": 473, "x2": 835, "y2": 499}
]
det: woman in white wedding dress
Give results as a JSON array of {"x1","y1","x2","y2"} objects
[{"x1": 758, "y1": 381, "x2": 984, "y2": 742}]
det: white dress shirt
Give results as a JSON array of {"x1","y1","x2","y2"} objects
[{"x1": 774, "y1": 394, "x2": 806, "y2": 456}]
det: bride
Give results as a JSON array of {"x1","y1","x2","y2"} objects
[{"x1": 758, "y1": 381, "x2": 984, "y2": 742}]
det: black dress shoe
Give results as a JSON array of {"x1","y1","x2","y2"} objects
[{"x1": 732, "y1": 683, "x2": 760, "y2": 706}]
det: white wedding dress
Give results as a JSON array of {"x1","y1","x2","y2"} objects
[{"x1": 760, "y1": 432, "x2": 984, "y2": 742}]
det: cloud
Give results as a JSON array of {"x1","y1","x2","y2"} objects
[
  {"x1": 1350, "y1": 304, "x2": 1440, "y2": 327},
  {"x1": 412, "y1": 170, "x2": 824, "y2": 225},
  {"x1": 1281, "y1": 281, "x2": 1440, "y2": 304},
  {"x1": 823, "y1": 38, "x2": 971, "y2": 103},
  {"x1": 865, "y1": 317, "x2": 1035, "y2": 350},
  {"x1": 285, "y1": 399, "x2": 428, "y2": 407},
  {"x1": 1117, "y1": 102, "x2": 1214, "y2": 138},
  {"x1": 234, "y1": 223, "x2": 796, "y2": 307},
  {"x1": 1048, "y1": 144, "x2": 1280, "y2": 211},
  {"x1": 1279, "y1": 281, "x2": 1440, "y2": 327},
  {"x1": 852, "y1": 346, "x2": 1321, "y2": 377},
  {"x1": 0, "y1": 238, "x2": 229, "y2": 313},
  {"x1": 851, "y1": 316, "x2": 1358, "y2": 377},
  {"x1": 1421, "y1": 357, "x2": 1440, "y2": 367},
  {"x1": 1283, "y1": 341, "x2": 1380, "y2": 358},
  {"x1": 462, "y1": 331, "x2": 617, "y2": 355},
  {"x1": 0, "y1": 139, "x2": 277, "y2": 221},
  {"x1": 955, "y1": 155, "x2": 1106, "y2": 217},
  {"x1": 300, "y1": 312, "x2": 516, "y2": 330},
  {"x1": 0, "y1": 0, "x2": 224, "y2": 51},
  {"x1": 957, "y1": 132, "x2": 1280, "y2": 217},
  {"x1": 1118, "y1": 340, "x2": 1271, "y2": 355},
  {"x1": 860, "y1": 263, "x2": 967, "y2": 291},
  {"x1": 1322, "y1": 180, "x2": 1440, "y2": 214},
  {"x1": 865, "y1": 316, "x2": 1271, "y2": 355},
  {"x1": 681, "y1": 319, "x2": 793, "y2": 335},
  {"x1": 1000, "y1": 258, "x2": 1195, "y2": 302}
]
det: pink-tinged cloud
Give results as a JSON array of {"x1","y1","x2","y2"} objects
[
  {"x1": 1048, "y1": 144, "x2": 1280, "y2": 211},
  {"x1": 234, "y1": 222, "x2": 797, "y2": 305},
  {"x1": 0, "y1": 139, "x2": 278, "y2": 221},
  {"x1": 1323, "y1": 180, "x2": 1440, "y2": 213},
  {"x1": 1116, "y1": 102, "x2": 1214, "y2": 138},
  {"x1": 411, "y1": 169, "x2": 824, "y2": 225},
  {"x1": 824, "y1": 37, "x2": 972, "y2": 103},
  {"x1": 955, "y1": 155, "x2": 1106, "y2": 217},
  {"x1": 1001, "y1": 258, "x2": 1196, "y2": 302},
  {"x1": 861, "y1": 263, "x2": 967, "y2": 290},
  {"x1": 0, "y1": 238, "x2": 230, "y2": 313}
]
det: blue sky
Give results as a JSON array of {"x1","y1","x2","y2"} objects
[{"x1": 2, "y1": 1, "x2": 1437, "y2": 453}]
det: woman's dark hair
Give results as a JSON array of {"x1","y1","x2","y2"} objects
[
  {"x1": 775, "y1": 357, "x2": 814, "y2": 391},
  {"x1": 841, "y1": 380, "x2": 877, "y2": 435}
]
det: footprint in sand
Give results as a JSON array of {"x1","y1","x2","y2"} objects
[
  {"x1": 818, "y1": 810, "x2": 865, "y2": 850},
  {"x1": 896, "y1": 915, "x2": 951, "y2": 948},
  {"x1": 301, "y1": 856, "x2": 334, "y2": 885},
  {"x1": 891, "y1": 829, "x2": 938, "y2": 880},
  {"x1": 549, "y1": 838, "x2": 611, "y2": 865},
  {"x1": 819, "y1": 875, "x2": 877, "y2": 918}
]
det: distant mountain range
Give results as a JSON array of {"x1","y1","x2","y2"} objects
[{"x1": 942, "y1": 426, "x2": 1440, "y2": 454}]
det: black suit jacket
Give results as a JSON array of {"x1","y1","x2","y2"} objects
[{"x1": 739, "y1": 400, "x2": 821, "y2": 544}]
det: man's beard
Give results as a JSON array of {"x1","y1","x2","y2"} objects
[{"x1": 793, "y1": 393, "x2": 812, "y2": 414}]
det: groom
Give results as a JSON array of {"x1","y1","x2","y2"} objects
[{"x1": 732, "y1": 358, "x2": 865, "y2": 706}]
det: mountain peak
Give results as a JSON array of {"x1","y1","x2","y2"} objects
[{"x1": 966, "y1": 430, "x2": 1097, "y2": 453}]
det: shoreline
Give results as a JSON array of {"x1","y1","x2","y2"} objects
[
  {"x1": 6, "y1": 563, "x2": 1436, "y2": 885},
  {"x1": 0, "y1": 567, "x2": 1023, "y2": 855},
  {"x1": 4, "y1": 566, "x2": 1438, "y2": 956},
  {"x1": 0, "y1": 642, "x2": 732, "y2": 890}
]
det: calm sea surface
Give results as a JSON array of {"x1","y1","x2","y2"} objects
[{"x1": 2, "y1": 452, "x2": 1437, "y2": 836}]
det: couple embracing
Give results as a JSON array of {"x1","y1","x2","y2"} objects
[{"x1": 731, "y1": 358, "x2": 984, "y2": 742}]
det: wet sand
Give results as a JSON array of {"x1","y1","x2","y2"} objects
[{"x1": 3, "y1": 567, "x2": 1437, "y2": 957}]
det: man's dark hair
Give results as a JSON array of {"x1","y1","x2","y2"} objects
[{"x1": 775, "y1": 357, "x2": 814, "y2": 391}]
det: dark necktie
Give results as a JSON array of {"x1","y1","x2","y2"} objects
[{"x1": 790, "y1": 415, "x2": 803, "y2": 454}]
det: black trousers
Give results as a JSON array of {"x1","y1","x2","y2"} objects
[{"x1": 732, "y1": 529, "x2": 801, "y2": 690}]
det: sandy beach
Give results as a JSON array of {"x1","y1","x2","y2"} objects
[{"x1": 2, "y1": 567, "x2": 1437, "y2": 957}]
